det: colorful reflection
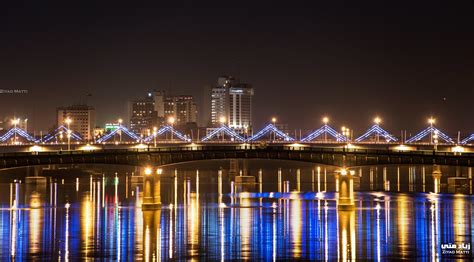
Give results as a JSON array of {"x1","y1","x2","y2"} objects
[{"x1": 0, "y1": 173, "x2": 471, "y2": 260}]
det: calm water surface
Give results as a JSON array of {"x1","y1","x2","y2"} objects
[{"x1": 0, "y1": 164, "x2": 472, "y2": 261}]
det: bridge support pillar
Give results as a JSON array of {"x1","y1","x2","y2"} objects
[
  {"x1": 336, "y1": 169, "x2": 355, "y2": 210},
  {"x1": 432, "y1": 165, "x2": 442, "y2": 194},
  {"x1": 142, "y1": 167, "x2": 161, "y2": 210},
  {"x1": 25, "y1": 176, "x2": 47, "y2": 208}
]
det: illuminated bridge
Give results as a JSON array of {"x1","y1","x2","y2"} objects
[
  {"x1": 1, "y1": 144, "x2": 474, "y2": 171},
  {"x1": 2, "y1": 121, "x2": 474, "y2": 146}
]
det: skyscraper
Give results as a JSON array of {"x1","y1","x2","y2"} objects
[
  {"x1": 129, "y1": 92, "x2": 158, "y2": 135},
  {"x1": 211, "y1": 76, "x2": 253, "y2": 133},
  {"x1": 129, "y1": 91, "x2": 198, "y2": 135},
  {"x1": 165, "y1": 95, "x2": 197, "y2": 125},
  {"x1": 57, "y1": 104, "x2": 96, "y2": 141}
]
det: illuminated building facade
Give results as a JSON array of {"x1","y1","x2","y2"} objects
[
  {"x1": 211, "y1": 76, "x2": 253, "y2": 133},
  {"x1": 57, "y1": 105, "x2": 96, "y2": 141}
]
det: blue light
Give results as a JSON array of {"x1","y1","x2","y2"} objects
[
  {"x1": 405, "y1": 126, "x2": 454, "y2": 144},
  {"x1": 201, "y1": 126, "x2": 245, "y2": 142},
  {"x1": 460, "y1": 134, "x2": 474, "y2": 145},
  {"x1": 0, "y1": 127, "x2": 37, "y2": 143},
  {"x1": 246, "y1": 124, "x2": 294, "y2": 142},
  {"x1": 143, "y1": 125, "x2": 191, "y2": 142},
  {"x1": 355, "y1": 124, "x2": 397, "y2": 142},
  {"x1": 42, "y1": 125, "x2": 83, "y2": 143},
  {"x1": 301, "y1": 124, "x2": 347, "y2": 142},
  {"x1": 96, "y1": 125, "x2": 141, "y2": 143}
]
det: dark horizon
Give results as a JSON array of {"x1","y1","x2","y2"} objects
[{"x1": 1, "y1": 1, "x2": 473, "y2": 134}]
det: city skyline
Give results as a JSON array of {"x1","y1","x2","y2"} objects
[
  {"x1": 1, "y1": 2, "x2": 473, "y2": 261},
  {"x1": 1, "y1": 2, "x2": 473, "y2": 133}
]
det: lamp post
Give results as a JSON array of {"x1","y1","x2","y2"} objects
[
  {"x1": 24, "y1": 118, "x2": 28, "y2": 134},
  {"x1": 11, "y1": 118, "x2": 20, "y2": 145},
  {"x1": 118, "y1": 118, "x2": 123, "y2": 143},
  {"x1": 168, "y1": 116, "x2": 175, "y2": 142},
  {"x1": 219, "y1": 116, "x2": 226, "y2": 142},
  {"x1": 342, "y1": 126, "x2": 350, "y2": 144},
  {"x1": 153, "y1": 126, "x2": 157, "y2": 147},
  {"x1": 323, "y1": 116, "x2": 329, "y2": 143},
  {"x1": 374, "y1": 116, "x2": 381, "y2": 143},
  {"x1": 65, "y1": 118, "x2": 72, "y2": 150},
  {"x1": 428, "y1": 117, "x2": 435, "y2": 145},
  {"x1": 271, "y1": 117, "x2": 277, "y2": 142},
  {"x1": 433, "y1": 130, "x2": 439, "y2": 151}
]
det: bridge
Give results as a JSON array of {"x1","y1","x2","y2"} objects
[
  {"x1": 1, "y1": 144, "x2": 474, "y2": 170},
  {"x1": 3, "y1": 121, "x2": 474, "y2": 146}
]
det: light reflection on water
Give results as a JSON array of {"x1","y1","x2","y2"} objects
[{"x1": 0, "y1": 166, "x2": 472, "y2": 261}]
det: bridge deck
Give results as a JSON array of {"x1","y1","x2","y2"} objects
[{"x1": 0, "y1": 145, "x2": 473, "y2": 170}]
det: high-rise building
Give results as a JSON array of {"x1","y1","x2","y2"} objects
[
  {"x1": 129, "y1": 91, "x2": 198, "y2": 135},
  {"x1": 164, "y1": 95, "x2": 197, "y2": 125},
  {"x1": 129, "y1": 93, "x2": 158, "y2": 135},
  {"x1": 211, "y1": 76, "x2": 253, "y2": 133},
  {"x1": 57, "y1": 105, "x2": 96, "y2": 140}
]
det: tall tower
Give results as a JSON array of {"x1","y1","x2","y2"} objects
[{"x1": 210, "y1": 76, "x2": 253, "y2": 133}]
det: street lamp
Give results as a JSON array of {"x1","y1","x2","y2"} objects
[
  {"x1": 341, "y1": 126, "x2": 350, "y2": 142},
  {"x1": 118, "y1": 118, "x2": 123, "y2": 143},
  {"x1": 271, "y1": 117, "x2": 277, "y2": 142},
  {"x1": 322, "y1": 117, "x2": 329, "y2": 142},
  {"x1": 65, "y1": 118, "x2": 72, "y2": 150},
  {"x1": 24, "y1": 118, "x2": 28, "y2": 133},
  {"x1": 374, "y1": 116, "x2": 381, "y2": 125},
  {"x1": 144, "y1": 167, "x2": 152, "y2": 176},
  {"x1": 374, "y1": 117, "x2": 381, "y2": 143},
  {"x1": 428, "y1": 117, "x2": 435, "y2": 144},
  {"x1": 433, "y1": 130, "x2": 439, "y2": 151},
  {"x1": 67, "y1": 130, "x2": 72, "y2": 150},
  {"x1": 322, "y1": 117, "x2": 329, "y2": 125},
  {"x1": 168, "y1": 116, "x2": 175, "y2": 142},
  {"x1": 219, "y1": 116, "x2": 226, "y2": 142},
  {"x1": 11, "y1": 118, "x2": 20, "y2": 144},
  {"x1": 428, "y1": 117, "x2": 435, "y2": 127},
  {"x1": 153, "y1": 126, "x2": 157, "y2": 147}
]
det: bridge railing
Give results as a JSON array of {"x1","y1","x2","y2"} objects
[{"x1": 0, "y1": 144, "x2": 472, "y2": 158}]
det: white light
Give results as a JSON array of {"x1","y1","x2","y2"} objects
[
  {"x1": 392, "y1": 144, "x2": 414, "y2": 151},
  {"x1": 133, "y1": 143, "x2": 148, "y2": 149},
  {"x1": 452, "y1": 146, "x2": 465, "y2": 153},
  {"x1": 144, "y1": 167, "x2": 152, "y2": 176},
  {"x1": 219, "y1": 116, "x2": 226, "y2": 124},
  {"x1": 29, "y1": 145, "x2": 45, "y2": 152},
  {"x1": 374, "y1": 116, "x2": 381, "y2": 125},
  {"x1": 78, "y1": 144, "x2": 99, "y2": 151}
]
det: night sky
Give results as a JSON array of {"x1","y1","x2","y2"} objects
[{"x1": 1, "y1": 1, "x2": 473, "y2": 135}]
